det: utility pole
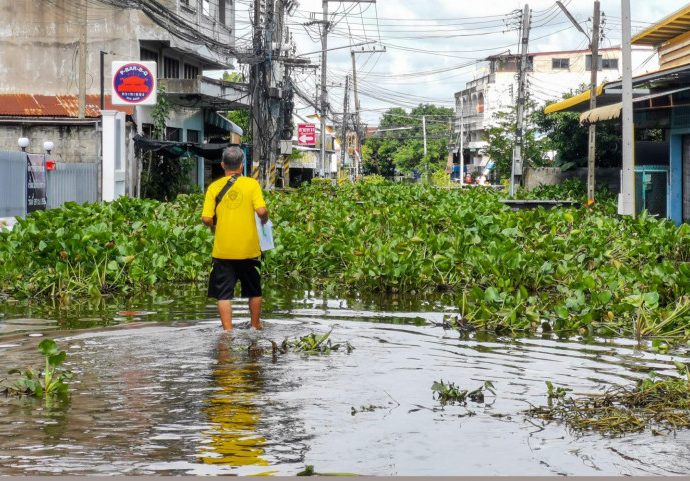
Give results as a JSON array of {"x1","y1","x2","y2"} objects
[
  {"x1": 351, "y1": 46, "x2": 385, "y2": 178},
  {"x1": 319, "y1": 0, "x2": 329, "y2": 178},
  {"x1": 340, "y1": 74, "x2": 350, "y2": 178},
  {"x1": 510, "y1": 4, "x2": 531, "y2": 196},
  {"x1": 587, "y1": 1, "x2": 600, "y2": 204},
  {"x1": 557, "y1": 1, "x2": 600, "y2": 203},
  {"x1": 459, "y1": 97, "x2": 465, "y2": 187},
  {"x1": 620, "y1": 0, "x2": 635, "y2": 216},
  {"x1": 78, "y1": 0, "x2": 87, "y2": 118},
  {"x1": 422, "y1": 115, "x2": 428, "y2": 183},
  {"x1": 251, "y1": 0, "x2": 264, "y2": 186}
]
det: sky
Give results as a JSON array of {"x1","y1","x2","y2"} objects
[{"x1": 232, "y1": 0, "x2": 690, "y2": 125}]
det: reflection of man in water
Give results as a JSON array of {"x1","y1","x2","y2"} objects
[
  {"x1": 202, "y1": 147, "x2": 269, "y2": 331},
  {"x1": 198, "y1": 336, "x2": 269, "y2": 468}
]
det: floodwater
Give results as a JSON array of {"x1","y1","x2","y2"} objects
[{"x1": 1, "y1": 287, "x2": 690, "y2": 476}]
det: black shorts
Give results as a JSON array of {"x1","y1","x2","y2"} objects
[{"x1": 208, "y1": 258, "x2": 262, "y2": 300}]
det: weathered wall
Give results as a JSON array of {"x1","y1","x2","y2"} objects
[
  {"x1": 0, "y1": 0, "x2": 139, "y2": 96},
  {"x1": 524, "y1": 166, "x2": 621, "y2": 193},
  {"x1": 0, "y1": 123, "x2": 100, "y2": 163}
]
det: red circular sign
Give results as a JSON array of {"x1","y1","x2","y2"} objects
[{"x1": 113, "y1": 63, "x2": 155, "y2": 104}]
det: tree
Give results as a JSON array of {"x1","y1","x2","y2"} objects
[
  {"x1": 532, "y1": 86, "x2": 622, "y2": 169},
  {"x1": 482, "y1": 102, "x2": 550, "y2": 180},
  {"x1": 362, "y1": 104, "x2": 454, "y2": 178}
]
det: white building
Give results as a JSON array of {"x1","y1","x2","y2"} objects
[{"x1": 452, "y1": 47, "x2": 657, "y2": 173}]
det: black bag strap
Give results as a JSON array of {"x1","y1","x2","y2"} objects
[{"x1": 213, "y1": 174, "x2": 239, "y2": 224}]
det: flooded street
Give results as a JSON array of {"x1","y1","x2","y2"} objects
[{"x1": 2, "y1": 289, "x2": 690, "y2": 475}]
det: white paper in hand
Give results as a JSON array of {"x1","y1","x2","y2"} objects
[{"x1": 255, "y1": 214, "x2": 275, "y2": 251}]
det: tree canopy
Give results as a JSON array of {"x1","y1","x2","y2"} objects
[{"x1": 362, "y1": 104, "x2": 454, "y2": 177}]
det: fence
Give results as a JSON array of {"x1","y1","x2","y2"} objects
[
  {"x1": 0, "y1": 151, "x2": 28, "y2": 217},
  {"x1": 0, "y1": 150, "x2": 98, "y2": 217},
  {"x1": 46, "y1": 162, "x2": 98, "y2": 209}
]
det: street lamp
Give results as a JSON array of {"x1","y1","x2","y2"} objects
[
  {"x1": 43, "y1": 141, "x2": 54, "y2": 155},
  {"x1": 18, "y1": 137, "x2": 30, "y2": 152}
]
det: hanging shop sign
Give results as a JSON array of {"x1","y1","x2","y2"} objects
[
  {"x1": 26, "y1": 154, "x2": 47, "y2": 213},
  {"x1": 297, "y1": 123, "x2": 316, "y2": 146},
  {"x1": 112, "y1": 61, "x2": 157, "y2": 106}
]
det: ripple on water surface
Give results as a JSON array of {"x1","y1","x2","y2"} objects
[{"x1": 1, "y1": 299, "x2": 690, "y2": 475}]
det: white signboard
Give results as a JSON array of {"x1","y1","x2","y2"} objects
[{"x1": 111, "y1": 61, "x2": 157, "y2": 106}]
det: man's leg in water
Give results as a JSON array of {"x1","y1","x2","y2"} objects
[
  {"x1": 218, "y1": 300, "x2": 233, "y2": 330},
  {"x1": 249, "y1": 296, "x2": 262, "y2": 329}
]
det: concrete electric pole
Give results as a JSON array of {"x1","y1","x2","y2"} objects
[
  {"x1": 620, "y1": 0, "x2": 635, "y2": 216},
  {"x1": 510, "y1": 4, "x2": 531, "y2": 196},
  {"x1": 557, "y1": 1, "x2": 600, "y2": 203},
  {"x1": 351, "y1": 46, "x2": 385, "y2": 178},
  {"x1": 78, "y1": 0, "x2": 88, "y2": 118}
]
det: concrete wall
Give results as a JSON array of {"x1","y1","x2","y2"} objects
[
  {"x1": 0, "y1": 123, "x2": 100, "y2": 163},
  {"x1": 0, "y1": 0, "x2": 233, "y2": 97},
  {"x1": 524, "y1": 166, "x2": 621, "y2": 193}
]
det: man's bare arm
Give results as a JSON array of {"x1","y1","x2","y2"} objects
[
  {"x1": 255, "y1": 207, "x2": 269, "y2": 224},
  {"x1": 202, "y1": 216, "x2": 214, "y2": 231}
]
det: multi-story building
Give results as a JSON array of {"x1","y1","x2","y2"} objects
[
  {"x1": 451, "y1": 47, "x2": 657, "y2": 174},
  {"x1": 0, "y1": 0, "x2": 246, "y2": 196}
]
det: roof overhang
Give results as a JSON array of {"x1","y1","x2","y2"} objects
[
  {"x1": 158, "y1": 77, "x2": 249, "y2": 110},
  {"x1": 632, "y1": 5, "x2": 690, "y2": 46},
  {"x1": 544, "y1": 64, "x2": 690, "y2": 115},
  {"x1": 579, "y1": 86, "x2": 690, "y2": 124}
]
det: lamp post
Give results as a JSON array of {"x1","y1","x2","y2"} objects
[
  {"x1": 18, "y1": 137, "x2": 30, "y2": 152},
  {"x1": 43, "y1": 141, "x2": 54, "y2": 155}
]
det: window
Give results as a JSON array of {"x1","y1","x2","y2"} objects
[
  {"x1": 202, "y1": 0, "x2": 211, "y2": 16},
  {"x1": 602, "y1": 58, "x2": 619, "y2": 69},
  {"x1": 142, "y1": 123, "x2": 154, "y2": 138},
  {"x1": 186, "y1": 129, "x2": 200, "y2": 143},
  {"x1": 219, "y1": 0, "x2": 226, "y2": 25},
  {"x1": 166, "y1": 127, "x2": 182, "y2": 141},
  {"x1": 180, "y1": 0, "x2": 194, "y2": 10},
  {"x1": 163, "y1": 56, "x2": 180, "y2": 79},
  {"x1": 183, "y1": 64, "x2": 199, "y2": 79},
  {"x1": 552, "y1": 58, "x2": 570, "y2": 69},
  {"x1": 586, "y1": 55, "x2": 619, "y2": 71},
  {"x1": 140, "y1": 48, "x2": 158, "y2": 63}
]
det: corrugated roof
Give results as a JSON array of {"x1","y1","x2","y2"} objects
[
  {"x1": 0, "y1": 94, "x2": 133, "y2": 118},
  {"x1": 632, "y1": 5, "x2": 690, "y2": 46}
]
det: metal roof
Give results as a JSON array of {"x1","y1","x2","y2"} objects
[
  {"x1": 0, "y1": 94, "x2": 133, "y2": 118},
  {"x1": 632, "y1": 5, "x2": 690, "y2": 46}
]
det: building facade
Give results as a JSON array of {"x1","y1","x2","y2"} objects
[
  {"x1": 0, "y1": 0, "x2": 246, "y2": 196},
  {"x1": 452, "y1": 47, "x2": 657, "y2": 175}
]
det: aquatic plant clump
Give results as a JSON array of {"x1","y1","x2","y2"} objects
[
  {"x1": 527, "y1": 365, "x2": 690, "y2": 435},
  {"x1": 1, "y1": 339, "x2": 72, "y2": 398},
  {"x1": 2, "y1": 181, "x2": 690, "y2": 337}
]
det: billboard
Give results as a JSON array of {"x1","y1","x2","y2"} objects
[{"x1": 112, "y1": 61, "x2": 157, "y2": 106}]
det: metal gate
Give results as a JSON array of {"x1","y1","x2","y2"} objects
[
  {"x1": 0, "y1": 151, "x2": 28, "y2": 217},
  {"x1": 46, "y1": 162, "x2": 98, "y2": 209},
  {"x1": 1, "y1": 150, "x2": 98, "y2": 217}
]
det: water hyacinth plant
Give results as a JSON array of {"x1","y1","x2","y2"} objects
[{"x1": 1, "y1": 180, "x2": 690, "y2": 338}]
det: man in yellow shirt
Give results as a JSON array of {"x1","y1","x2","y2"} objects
[{"x1": 202, "y1": 147, "x2": 269, "y2": 331}]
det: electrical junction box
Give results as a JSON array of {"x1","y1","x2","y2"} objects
[
  {"x1": 280, "y1": 140, "x2": 293, "y2": 155},
  {"x1": 268, "y1": 87, "x2": 283, "y2": 99}
]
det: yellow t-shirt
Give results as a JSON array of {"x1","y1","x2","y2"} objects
[{"x1": 202, "y1": 176, "x2": 267, "y2": 259}]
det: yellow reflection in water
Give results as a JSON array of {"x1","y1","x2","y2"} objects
[{"x1": 198, "y1": 337, "x2": 269, "y2": 467}]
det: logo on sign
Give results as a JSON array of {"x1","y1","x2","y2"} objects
[
  {"x1": 297, "y1": 123, "x2": 316, "y2": 146},
  {"x1": 113, "y1": 63, "x2": 155, "y2": 104}
]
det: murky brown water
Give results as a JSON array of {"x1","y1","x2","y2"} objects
[{"x1": 2, "y1": 287, "x2": 690, "y2": 475}]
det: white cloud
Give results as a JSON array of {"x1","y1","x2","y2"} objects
[{"x1": 246, "y1": 1, "x2": 690, "y2": 124}]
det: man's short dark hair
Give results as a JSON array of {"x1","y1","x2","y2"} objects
[{"x1": 222, "y1": 146, "x2": 244, "y2": 170}]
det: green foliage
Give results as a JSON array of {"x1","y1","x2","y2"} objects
[
  {"x1": 3, "y1": 339, "x2": 72, "y2": 398},
  {"x1": 545, "y1": 380, "x2": 571, "y2": 400},
  {"x1": 151, "y1": 84, "x2": 171, "y2": 140},
  {"x1": 482, "y1": 104, "x2": 550, "y2": 180},
  {"x1": 3, "y1": 183, "x2": 690, "y2": 340},
  {"x1": 533, "y1": 86, "x2": 622, "y2": 170},
  {"x1": 431, "y1": 169, "x2": 453, "y2": 187},
  {"x1": 432, "y1": 380, "x2": 495, "y2": 405},
  {"x1": 362, "y1": 104, "x2": 454, "y2": 177},
  {"x1": 281, "y1": 330, "x2": 354, "y2": 355}
]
